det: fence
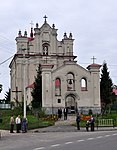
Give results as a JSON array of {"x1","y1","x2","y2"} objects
[
  {"x1": 0, "y1": 104, "x2": 11, "y2": 109},
  {"x1": 96, "y1": 119, "x2": 114, "y2": 129}
]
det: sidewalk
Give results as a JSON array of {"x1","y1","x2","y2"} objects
[
  {"x1": 0, "y1": 130, "x2": 11, "y2": 138},
  {"x1": 1, "y1": 126, "x2": 117, "y2": 138},
  {"x1": 31, "y1": 115, "x2": 117, "y2": 133}
]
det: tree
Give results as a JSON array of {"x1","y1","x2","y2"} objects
[
  {"x1": 31, "y1": 64, "x2": 42, "y2": 108},
  {"x1": 4, "y1": 88, "x2": 11, "y2": 103},
  {"x1": 100, "y1": 62, "x2": 115, "y2": 113},
  {"x1": 0, "y1": 84, "x2": 2, "y2": 93}
]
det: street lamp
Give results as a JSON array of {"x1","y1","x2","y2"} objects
[
  {"x1": 21, "y1": 40, "x2": 30, "y2": 118},
  {"x1": 23, "y1": 50, "x2": 26, "y2": 118}
]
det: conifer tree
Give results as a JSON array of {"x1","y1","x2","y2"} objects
[
  {"x1": 4, "y1": 88, "x2": 11, "y2": 103},
  {"x1": 100, "y1": 62, "x2": 115, "y2": 111},
  {"x1": 0, "y1": 84, "x2": 2, "y2": 93},
  {"x1": 31, "y1": 64, "x2": 42, "y2": 108}
]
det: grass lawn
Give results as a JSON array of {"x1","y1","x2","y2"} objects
[{"x1": 0, "y1": 109, "x2": 55, "y2": 130}]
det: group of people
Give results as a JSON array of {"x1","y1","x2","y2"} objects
[
  {"x1": 58, "y1": 108, "x2": 95, "y2": 132},
  {"x1": 58, "y1": 107, "x2": 68, "y2": 120},
  {"x1": 10, "y1": 115, "x2": 28, "y2": 133},
  {"x1": 10, "y1": 112, "x2": 95, "y2": 133},
  {"x1": 76, "y1": 113, "x2": 95, "y2": 131}
]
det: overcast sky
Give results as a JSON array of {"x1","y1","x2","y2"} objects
[{"x1": 0, "y1": 0, "x2": 117, "y2": 99}]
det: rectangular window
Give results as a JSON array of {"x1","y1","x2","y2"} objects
[
  {"x1": 55, "y1": 78, "x2": 61, "y2": 96},
  {"x1": 58, "y1": 99, "x2": 61, "y2": 103}
]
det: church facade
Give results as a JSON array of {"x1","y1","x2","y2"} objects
[{"x1": 9, "y1": 17, "x2": 101, "y2": 114}]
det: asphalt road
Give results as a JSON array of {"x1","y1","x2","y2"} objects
[{"x1": 0, "y1": 130, "x2": 117, "y2": 150}]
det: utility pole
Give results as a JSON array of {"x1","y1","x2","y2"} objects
[
  {"x1": 23, "y1": 52, "x2": 26, "y2": 118},
  {"x1": 22, "y1": 39, "x2": 30, "y2": 118}
]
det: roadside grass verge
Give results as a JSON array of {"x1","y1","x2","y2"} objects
[{"x1": 0, "y1": 109, "x2": 55, "y2": 130}]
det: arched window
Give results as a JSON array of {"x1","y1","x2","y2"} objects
[
  {"x1": 55, "y1": 78, "x2": 61, "y2": 96},
  {"x1": 43, "y1": 44, "x2": 49, "y2": 55},
  {"x1": 81, "y1": 78, "x2": 87, "y2": 91},
  {"x1": 67, "y1": 72, "x2": 75, "y2": 91}
]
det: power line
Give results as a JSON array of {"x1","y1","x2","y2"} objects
[
  {"x1": 0, "y1": 55, "x2": 13, "y2": 65},
  {"x1": 0, "y1": 34, "x2": 16, "y2": 55},
  {"x1": 0, "y1": 33, "x2": 15, "y2": 44}
]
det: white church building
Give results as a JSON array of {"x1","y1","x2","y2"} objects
[{"x1": 9, "y1": 16, "x2": 101, "y2": 114}]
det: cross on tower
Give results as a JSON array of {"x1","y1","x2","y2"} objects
[
  {"x1": 91, "y1": 56, "x2": 96, "y2": 64},
  {"x1": 43, "y1": 15, "x2": 47, "y2": 23}
]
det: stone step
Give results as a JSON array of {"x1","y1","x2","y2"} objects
[{"x1": 55, "y1": 115, "x2": 76, "y2": 126}]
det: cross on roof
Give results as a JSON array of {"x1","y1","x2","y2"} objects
[
  {"x1": 91, "y1": 56, "x2": 96, "y2": 64},
  {"x1": 43, "y1": 15, "x2": 47, "y2": 23},
  {"x1": 30, "y1": 21, "x2": 34, "y2": 28}
]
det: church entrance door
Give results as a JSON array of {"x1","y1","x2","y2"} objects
[{"x1": 65, "y1": 94, "x2": 77, "y2": 113}]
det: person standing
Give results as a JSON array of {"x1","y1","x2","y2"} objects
[
  {"x1": 76, "y1": 113, "x2": 81, "y2": 130},
  {"x1": 64, "y1": 107, "x2": 68, "y2": 120},
  {"x1": 90, "y1": 115, "x2": 95, "y2": 131},
  {"x1": 15, "y1": 115, "x2": 21, "y2": 133},
  {"x1": 22, "y1": 117, "x2": 28, "y2": 133},
  {"x1": 58, "y1": 108, "x2": 62, "y2": 120},
  {"x1": 10, "y1": 115, "x2": 15, "y2": 133},
  {"x1": 86, "y1": 120, "x2": 90, "y2": 131}
]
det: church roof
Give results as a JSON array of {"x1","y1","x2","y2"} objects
[
  {"x1": 28, "y1": 37, "x2": 34, "y2": 41},
  {"x1": 113, "y1": 88, "x2": 117, "y2": 95},
  {"x1": 87, "y1": 63, "x2": 102, "y2": 70}
]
